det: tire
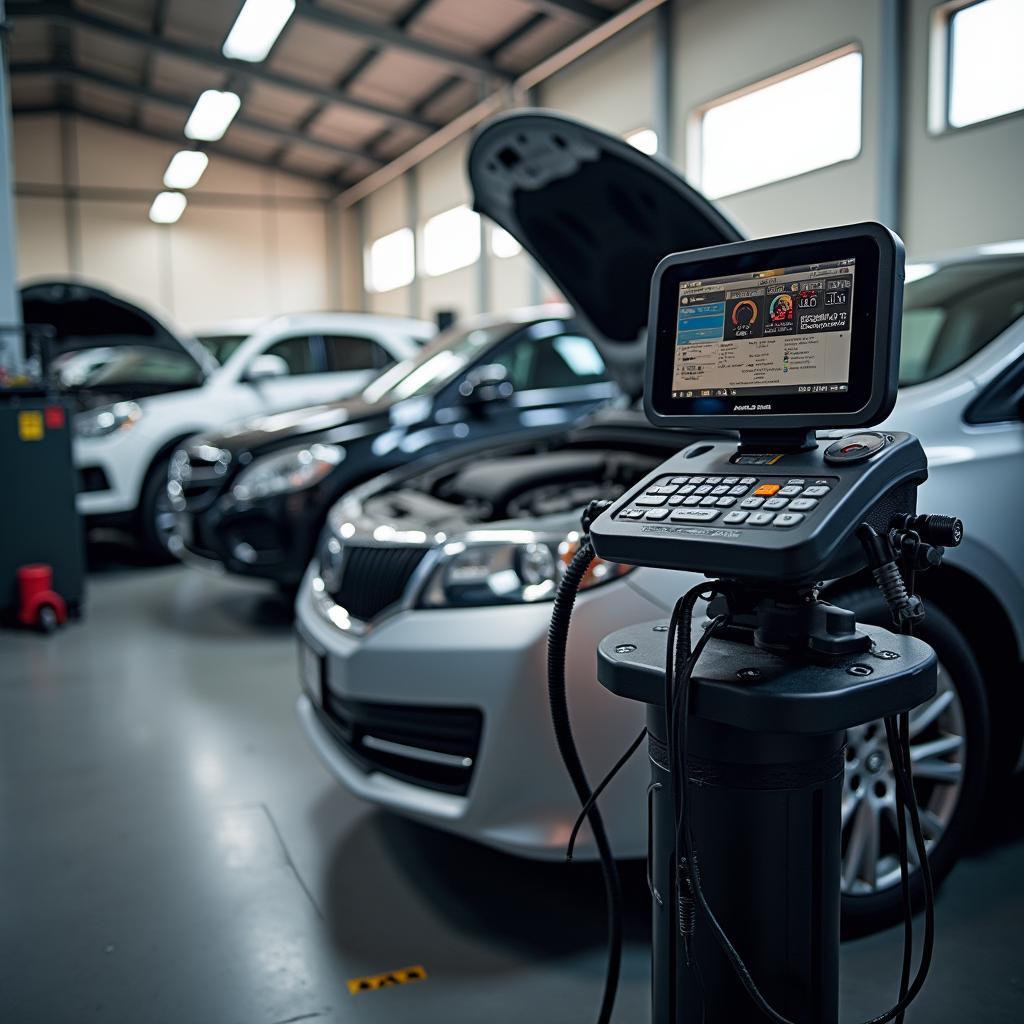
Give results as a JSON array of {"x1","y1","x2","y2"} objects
[
  {"x1": 137, "y1": 456, "x2": 178, "y2": 563},
  {"x1": 833, "y1": 587, "x2": 990, "y2": 937}
]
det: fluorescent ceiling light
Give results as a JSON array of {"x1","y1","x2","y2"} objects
[
  {"x1": 163, "y1": 151, "x2": 209, "y2": 190},
  {"x1": 149, "y1": 192, "x2": 188, "y2": 225},
  {"x1": 184, "y1": 90, "x2": 241, "y2": 142},
  {"x1": 625, "y1": 127, "x2": 658, "y2": 155},
  {"x1": 223, "y1": 0, "x2": 296, "y2": 62}
]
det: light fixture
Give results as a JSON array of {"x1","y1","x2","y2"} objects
[
  {"x1": 223, "y1": 0, "x2": 296, "y2": 62},
  {"x1": 184, "y1": 90, "x2": 241, "y2": 142},
  {"x1": 163, "y1": 151, "x2": 209, "y2": 190},
  {"x1": 149, "y1": 192, "x2": 187, "y2": 225}
]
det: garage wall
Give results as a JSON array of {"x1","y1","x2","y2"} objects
[
  {"x1": 902, "y1": 0, "x2": 1024, "y2": 256},
  {"x1": 348, "y1": 13, "x2": 661, "y2": 322},
  {"x1": 671, "y1": 0, "x2": 884, "y2": 240},
  {"x1": 12, "y1": 113, "x2": 337, "y2": 329}
]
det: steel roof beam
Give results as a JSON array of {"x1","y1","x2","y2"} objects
[
  {"x1": 7, "y1": 2, "x2": 439, "y2": 132},
  {"x1": 292, "y1": 0, "x2": 512, "y2": 81},
  {"x1": 13, "y1": 102, "x2": 339, "y2": 185},
  {"x1": 11, "y1": 61, "x2": 379, "y2": 168}
]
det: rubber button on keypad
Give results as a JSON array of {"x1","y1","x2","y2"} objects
[
  {"x1": 803, "y1": 485, "x2": 830, "y2": 497},
  {"x1": 789, "y1": 498, "x2": 819, "y2": 511},
  {"x1": 773, "y1": 512, "x2": 805, "y2": 527},
  {"x1": 747, "y1": 511, "x2": 775, "y2": 526},
  {"x1": 741, "y1": 496, "x2": 765, "y2": 509},
  {"x1": 754, "y1": 483, "x2": 781, "y2": 497},
  {"x1": 763, "y1": 497, "x2": 788, "y2": 511},
  {"x1": 723, "y1": 510, "x2": 748, "y2": 524}
]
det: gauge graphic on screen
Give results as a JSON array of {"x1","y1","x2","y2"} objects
[
  {"x1": 769, "y1": 293, "x2": 794, "y2": 322},
  {"x1": 731, "y1": 299, "x2": 758, "y2": 327}
]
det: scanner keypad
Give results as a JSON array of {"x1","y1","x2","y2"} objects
[{"x1": 617, "y1": 475, "x2": 836, "y2": 528}]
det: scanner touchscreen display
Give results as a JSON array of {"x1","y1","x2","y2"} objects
[{"x1": 672, "y1": 257, "x2": 856, "y2": 401}]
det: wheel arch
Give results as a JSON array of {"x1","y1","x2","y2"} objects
[
  {"x1": 141, "y1": 432, "x2": 205, "y2": 488},
  {"x1": 828, "y1": 564, "x2": 1024, "y2": 776}
]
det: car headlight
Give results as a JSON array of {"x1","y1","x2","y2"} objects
[
  {"x1": 74, "y1": 401, "x2": 142, "y2": 438},
  {"x1": 231, "y1": 443, "x2": 344, "y2": 502},
  {"x1": 419, "y1": 532, "x2": 633, "y2": 608}
]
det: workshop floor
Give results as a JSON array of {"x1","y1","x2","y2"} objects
[{"x1": 2, "y1": 552, "x2": 1023, "y2": 1024}]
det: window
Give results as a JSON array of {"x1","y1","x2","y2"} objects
[
  {"x1": 624, "y1": 127, "x2": 658, "y2": 155},
  {"x1": 83, "y1": 348, "x2": 205, "y2": 387},
  {"x1": 365, "y1": 228, "x2": 414, "y2": 293},
  {"x1": 493, "y1": 331, "x2": 608, "y2": 391},
  {"x1": 421, "y1": 205, "x2": 481, "y2": 277},
  {"x1": 197, "y1": 334, "x2": 248, "y2": 364},
  {"x1": 490, "y1": 225, "x2": 522, "y2": 259},
  {"x1": 899, "y1": 256, "x2": 1024, "y2": 386},
  {"x1": 694, "y1": 48, "x2": 862, "y2": 199},
  {"x1": 323, "y1": 335, "x2": 391, "y2": 372},
  {"x1": 946, "y1": 0, "x2": 1024, "y2": 128},
  {"x1": 362, "y1": 323, "x2": 509, "y2": 404},
  {"x1": 264, "y1": 336, "x2": 316, "y2": 375}
]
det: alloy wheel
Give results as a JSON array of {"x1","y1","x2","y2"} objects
[{"x1": 840, "y1": 663, "x2": 966, "y2": 894}]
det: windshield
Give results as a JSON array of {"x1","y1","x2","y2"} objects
[
  {"x1": 362, "y1": 321, "x2": 513, "y2": 403},
  {"x1": 78, "y1": 347, "x2": 205, "y2": 388},
  {"x1": 197, "y1": 334, "x2": 248, "y2": 364},
  {"x1": 900, "y1": 257, "x2": 1024, "y2": 386}
]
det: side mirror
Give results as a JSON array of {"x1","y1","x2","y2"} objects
[
  {"x1": 458, "y1": 363, "x2": 513, "y2": 405},
  {"x1": 244, "y1": 353, "x2": 289, "y2": 382}
]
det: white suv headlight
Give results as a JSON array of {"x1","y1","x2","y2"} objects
[
  {"x1": 231, "y1": 443, "x2": 344, "y2": 502},
  {"x1": 74, "y1": 401, "x2": 142, "y2": 438},
  {"x1": 418, "y1": 532, "x2": 632, "y2": 608}
]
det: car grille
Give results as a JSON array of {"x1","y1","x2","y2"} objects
[
  {"x1": 320, "y1": 542, "x2": 428, "y2": 622},
  {"x1": 317, "y1": 696, "x2": 482, "y2": 795}
]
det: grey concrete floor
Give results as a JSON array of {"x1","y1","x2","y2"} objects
[{"x1": 2, "y1": 549, "x2": 1023, "y2": 1023}]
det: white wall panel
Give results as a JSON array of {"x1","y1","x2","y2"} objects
[
  {"x1": 15, "y1": 197, "x2": 71, "y2": 280},
  {"x1": 902, "y1": 0, "x2": 1024, "y2": 255},
  {"x1": 420, "y1": 264, "x2": 475, "y2": 324},
  {"x1": 272, "y1": 205, "x2": 330, "y2": 314},
  {"x1": 417, "y1": 136, "x2": 470, "y2": 220},
  {"x1": 539, "y1": 16, "x2": 655, "y2": 136},
  {"x1": 672, "y1": 0, "x2": 883, "y2": 239},
  {"x1": 13, "y1": 114, "x2": 63, "y2": 187},
  {"x1": 169, "y1": 206, "x2": 273, "y2": 326},
  {"x1": 77, "y1": 198, "x2": 166, "y2": 311},
  {"x1": 11, "y1": 114, "x2": 334, "y2": 328},
  {"x1": 489, "y1": 251, "x2": 533, "y2": 313}
]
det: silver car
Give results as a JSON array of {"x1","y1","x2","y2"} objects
[{"x1": 295, "y1": 113, "x2": 1024, "y2": 934}]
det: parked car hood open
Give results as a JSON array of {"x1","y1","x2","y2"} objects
[
  {"x1": 469, "y1": 111, "x2": 742, "y2": 398},
  {"x1": 20, "y1": 280, "x2": 215, "y2": 407}
]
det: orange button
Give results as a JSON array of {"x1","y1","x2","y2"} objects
[{"x1": 754, "y1": 484, "x2": 781, "y2": 497}]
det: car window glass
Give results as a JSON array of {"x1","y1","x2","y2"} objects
[
  {"x1": 81, "y1": 348, "x2": 204, "y2": 387},
  {"x1": 901, "y1": 259, "x2": 1024, "y2": 385},
  {"x1": 197, "y1": 334, "x2": 247, "y2": 364},
  {"x1": 492, "y1": 333, "x2": 608, "y2": 390},
  {"x1": 264, "y1": 336, "x2": 316, "y2": 376},
  {"x1": 323, "y1": 335, "x2": 390, "y2": 372},
  {"x1": 362, "y1": 322, "x2": 511, "y2": 403}
]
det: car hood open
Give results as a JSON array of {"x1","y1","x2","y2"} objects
[
  {"x1": 20, "y1": 280, "x2": 215, "y2": 401},
  {"x1": 468, "y1": 111, "x2": 741, "y2": 399}
]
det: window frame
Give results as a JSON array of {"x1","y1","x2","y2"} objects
[
  {"x1": 686, "y1": 43, "x2": 864, "y2": 200},
  {"x1": 928, "y1": 0, "x2": 1024, "y2": 135}
]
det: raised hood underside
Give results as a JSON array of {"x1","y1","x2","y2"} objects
[{"x1": 469, "y1": 111, "x2": 742, "y2": 398}]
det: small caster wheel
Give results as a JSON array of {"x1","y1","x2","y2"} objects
[{"x1": 37, "y1": 605, "x2": 60, "y2": 634}]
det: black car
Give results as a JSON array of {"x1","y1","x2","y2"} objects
[{"x1": 171, "y1": 307, "x2": 619, "y2": 588}]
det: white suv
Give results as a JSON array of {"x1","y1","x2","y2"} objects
[{"x1": 73, "y1": 312, "x2": 434, "y2": 556}]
